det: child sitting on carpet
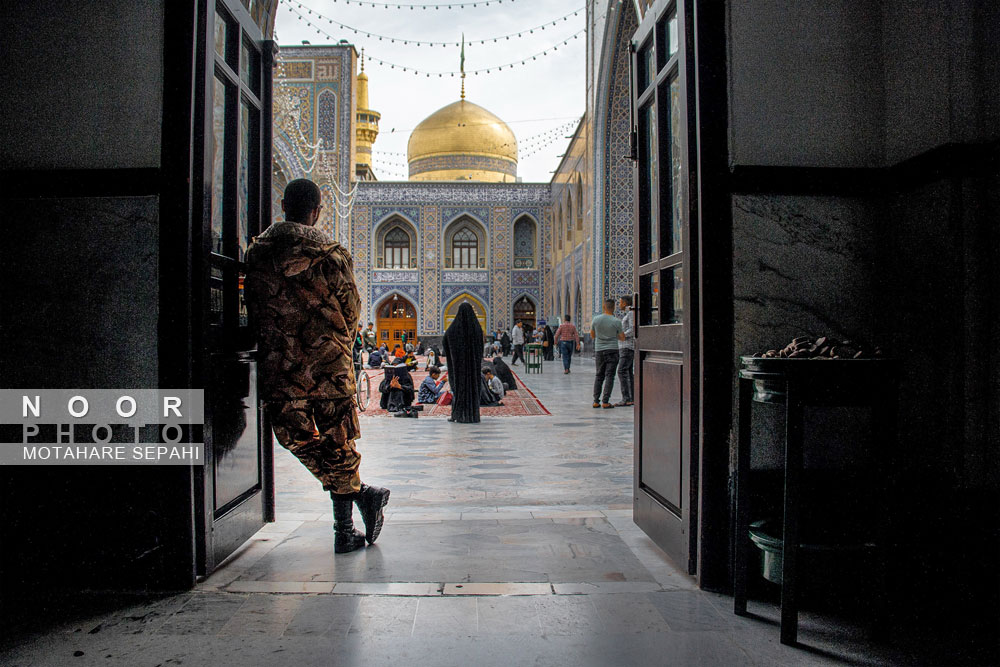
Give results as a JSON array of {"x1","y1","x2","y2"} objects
[
  {"x1": 417, "y1": 366, "x2": 448, "y2": 404},
  {"x1": 479, "y1": 368, "x2": 504, "y2": 407},
  {"x1": 484, "y1": 368, "x2": 505, "y2": 399}
]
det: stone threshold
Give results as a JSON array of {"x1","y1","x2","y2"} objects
[
  {"x1": 274, "y1": 508, "x2": 634, "y2": 523},
  {"x1": 221, "y1": 581, "x2": 668, "y2": 596}
]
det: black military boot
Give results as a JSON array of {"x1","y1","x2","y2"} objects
[
  {"x1": 332, "y1": 493, "x2": 366, "y2": 554},
  {"x1": 354, "y1": 483, "x2": 391, "y2": 545}
]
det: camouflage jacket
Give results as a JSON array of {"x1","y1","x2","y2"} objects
[{"x1": 245, "y1": 222, "x2": 360, "y2": 401}]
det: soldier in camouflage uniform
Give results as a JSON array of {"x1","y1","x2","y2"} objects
[{"x1": 245, "y1": 179, "x2": 390, "y2": 554}]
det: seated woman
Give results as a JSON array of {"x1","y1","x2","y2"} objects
[
  {"x1": 491, "y1": 356, "x2": 517, "y2": 392},
  {"x1": 367, "y1": 348, "x2": 385, "y2": 368},
  {"x1": 379, "y1": 363, "x2": 414, "y2": 413},
  {"x1": 425, "y1": 348, "x2": 440, "y2": 370},
  {"x1": 417, "y1": 366, "x2": 448, "y2": 404}
]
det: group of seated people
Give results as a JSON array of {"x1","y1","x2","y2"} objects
[
  {"x1": 375, "y1": 352, "x2": 520, "y2": 416},
  {"x1": 377, "y1": 359, "x2": 449, "y2": 418},
  {"x1": 367, "y1": 344, "x2": 419, "y2": 371}
]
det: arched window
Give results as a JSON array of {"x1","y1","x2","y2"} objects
[
  {"x1": 565, "y1": 191, "x2": 573, "y2": 242},
  {"x1": 445, "y1": 218, "x2": 486, "y2": 269},
  {"x1": 376, "y1": 218, "x2": 416, "y2": 269},
  {"x1": 576, "y1": 178, "x2": 584, "y2": 230},
  {"x1": 384, "y1": 226, "x2": 410, "y2": 268},
  {"x1": 556, "y1": 206, "x2": 563, "y2": 251},
  {"x1": 452, "y1": 227, "x2": 478, "y2": 268},
  {"x1": 513, "y1": 216, "x2": 536, "y2": 268}
]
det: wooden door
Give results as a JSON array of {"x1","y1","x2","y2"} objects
[
  {"x1": 194, "y1": 0, "x2": 275, "y2": 575},
  {"x1": 377, "y1": 296, "x2": 417, "y2": 346},
  {"x1": 632, "y1": 0, "x2": 699, "y2": 574}
]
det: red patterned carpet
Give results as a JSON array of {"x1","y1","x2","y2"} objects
[{"x1": 358, "y1": 364, "x2": 550, "y2": 418}]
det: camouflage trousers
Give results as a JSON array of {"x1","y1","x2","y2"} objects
[{"x1": 266, "y1": 398, "x2": 361, "y2": 495}]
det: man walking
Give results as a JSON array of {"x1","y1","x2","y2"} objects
[
  {"x1": 245, "y1": 178, "x2": 390, "y2": 555},
  {"x1": 553, "y1": 314, "x2": 581, "y2": 374},
  {"x1": 510, "y1": 320, "x2": 526, "y2": 366},
  {"x1": 589, "y1": 298, "x2": 625, "y2": 409},
  {"x1": 615, "y1": 295, "x2": 635, "y2": 406}
]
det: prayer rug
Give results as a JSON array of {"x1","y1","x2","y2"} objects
[{"x1": 358, "y1": 366, "x2": 550, "y2": 419}]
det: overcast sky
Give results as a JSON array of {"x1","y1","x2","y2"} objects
[{"x1": 276, "y1": 0, "x2": 585, "y2": 182}]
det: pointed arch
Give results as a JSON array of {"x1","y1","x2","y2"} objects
[
  {"x1": 315, "y1": 88, "x2": 337, "y2": 145},
  {"x1": 512, "y1": 293, "x2": 538, "y2": 331},
  {"x1": 512, "y1": 214, "x2": 538, "y2": 269},
  {"x1": 442, "y1": 292, "x2": 488, "y2": 332}
]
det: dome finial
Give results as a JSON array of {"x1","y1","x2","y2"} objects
[
  {"x1": 360, "y1": 47, "x2": 365, "y2": 73},
  {"x1": 460, "y1": 34, "x2": 466, "y2": 100}
]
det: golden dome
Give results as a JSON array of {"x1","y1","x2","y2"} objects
[{"x1": 407, "y1": 99, "x2": 517, "y2": 182}]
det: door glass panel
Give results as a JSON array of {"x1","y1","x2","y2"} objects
[
  {"x1": 667, "y1": 13, "x2": 678, "y2": 57},
  {"x1": 639, "y1": 272, "x2": 659, "y2": 326},
  {"x1": 668, "y1": 77, "x2": 684, "y2": 255},
  {"x1": 241, "y1": 38, "x2": 260, "y2": 95},
  {"x1": 211, "y1": 76, "x2": 228, "y2": 255},
  {"x1": 661, "y1": 266, "x2": 683, "y2": 324},
  {"x1": 638, "y1": 43, "x2": 655, "y2": 93},
  {"x1": 238, "y1": 100, "x2": 252, "y2": 260},
  {"x1": 639, "y1": 103, "x2": 658, "y2": 264},
  {"x1": 214, "y1": 10, "x2": 229, "y2": 60}
]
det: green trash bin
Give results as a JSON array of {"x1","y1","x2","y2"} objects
[
  {"x1": 749, "y1": 519, "x2": 785, "y2": 584},
  {"x1": 748, "y1": 517, "x2": 875, "y2": 586}
]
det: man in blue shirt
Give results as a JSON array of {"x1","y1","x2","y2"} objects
[
  {"x1": 589, "y1": 298, "x2": 625, "y2": 408},
  {"x1": 417, "y1": 367, "x2": 448, "y2": 404}
]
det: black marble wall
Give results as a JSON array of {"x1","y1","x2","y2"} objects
[
  {"x1": 732, "y1": 194, "x2": 879, "y2": 469},
  {"x1": 0, "y1": 196, "x2": 196, "y2": 596}
]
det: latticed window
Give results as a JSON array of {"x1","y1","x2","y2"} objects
[
  {"x1": 384, "y1": 226, "x2": 410, "y2": 268},
  {"x1": 452, "y1": 226, "x2": 479, "y2": 268}
]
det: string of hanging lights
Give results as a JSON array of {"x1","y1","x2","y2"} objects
[
  {"x1": 292, "y1": 2, "x2": 582, "y2": 47},
  {"x1": 370, "y1": 118, "x2": 579, "y2": 170},
  {"x1": 288, "y1": 5, "x2": 584, "y2": 76},
  {"x1": 272, "y1": 48, "x2": 324, "y2": 173},
  {"x1": 521, "y1": 133, "x2": 579, "y2": 158},
  {"x1": 308, "y1": 0, "x2": 519, "y2": 9}
]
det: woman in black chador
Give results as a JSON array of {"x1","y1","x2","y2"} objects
[
  {"x1": 500, "y1": 331, "x2": 512, "y2": 356},
  {"x1": 543, "y1": 325, "x2": 555, "y2": 361},
  {"x1": 491, "y1": 356, "x2": 517, "y2": 392},
  {"x1": 442, "y1": 303, "x2": 483, "y2": 423}
]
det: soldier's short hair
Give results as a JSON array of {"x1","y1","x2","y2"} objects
[{"x1": 283, "y1": 179, "x2": 322, "y2": 222}]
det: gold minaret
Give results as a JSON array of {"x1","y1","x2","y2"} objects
[{"x1": 354, "y1": 50, "x2": 380, "y2": 181}]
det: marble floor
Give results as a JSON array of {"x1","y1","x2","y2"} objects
[{"x1": 2, "y1": 358, "x2": 923, "y2": 666}]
